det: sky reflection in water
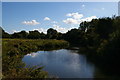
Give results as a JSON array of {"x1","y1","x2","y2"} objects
[{"x1": 22, "y1": 49, "x2": 95, "y2": 78}]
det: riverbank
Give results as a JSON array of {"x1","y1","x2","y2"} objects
[{"x1": 2, "y1": 39, "x2": 69, "y2": 78}]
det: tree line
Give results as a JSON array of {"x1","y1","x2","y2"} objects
[
  {"x1": 1, "y1": 16, "x2": 120, "y2": 50},
  {"x1": 1, "y1": 27, "x2": 63, "y2": 39}
]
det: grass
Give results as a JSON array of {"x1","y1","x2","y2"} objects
[{"x1": 2, "y1": 39, "x2": 69, "y2": 78}]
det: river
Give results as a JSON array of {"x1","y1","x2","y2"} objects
[{"x1": 22, "y1": 49, "x2": 105, "y2": 78}]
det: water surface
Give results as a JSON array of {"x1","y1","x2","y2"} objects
[{"x1": 22, "y1": 49, "x2": 95, "y2": 78}]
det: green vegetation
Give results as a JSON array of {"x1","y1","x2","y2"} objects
[
  {"x1": 2, "y1": 39, "x2": 69, "y2": 78},
  {"x1": 1, "y1": 27, "x2": 62, "y2": 40}
]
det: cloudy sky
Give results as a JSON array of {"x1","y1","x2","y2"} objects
[{"x1": 2, "y1": 2, "x2": 118, "y2": 34}]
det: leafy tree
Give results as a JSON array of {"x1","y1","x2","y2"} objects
[
  {"x1": 64, "y1": 28, "x2": 86, "y2": 46},
  {"x1": 12, "y1": 33, "x2": 21, "y2": 38},
  {"x1": 95, "y1": 17, "x2": 113, "y2": 39},
  {"x1": 79, "y1": 21, "x2": 90, "y2": 31},
  {"x1": 27, "y1": 30, "x2": 41, "y2": 39},
  {"x1": 47, "y1": 28, "x2": 58, "y2": 39},
  {"x1": 19, "y1": 30, "x2": 28, "y2": 38},
  {"x1": 40, "y1": 32, "x2": 46, "y2": 39},
  {"x1": 57, "y1": 32, "x2": 63, "y2": 40}
]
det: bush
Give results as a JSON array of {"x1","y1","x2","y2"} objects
[{"x1": 7, "y1": 48, "x2": 20, "y2": 57}]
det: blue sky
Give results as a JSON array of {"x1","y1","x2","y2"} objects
[{"x1": 2, "y1": 2, "x2": 118, "y2": 33}]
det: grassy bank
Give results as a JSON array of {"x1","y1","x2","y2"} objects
[{"x1": 2, "y1": 39, "x2": 69, "y2": 78}]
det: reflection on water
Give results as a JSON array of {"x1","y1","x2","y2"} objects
[{"x1": 22, "y1": 49, "x2": 95, "y2": 78}]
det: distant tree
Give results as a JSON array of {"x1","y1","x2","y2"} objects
[
  {"x1": 57, "y1": 32, "x2": 63, "y2": 40},
  {"x1": 19, "y1": 30, "x2": 28, "y2": 38},
  {"x1": 11, "y1": 33, "x2": 21, "y2": 38},
  {"x1": 40, "y1": 32, "x2": 46, "y2": 39},
  {"x1": 95, "y1": 17, "x2": 113, "y2": 39},
  {"x1": 27, "y1": 30, "x2": 41, "y2": 39},
  {"x1": 63, "y1": 28, "x2": 86, "y2": 46},
  {"x1": 79, "y1": 21, "x2": 89, "y2": 31},
  {"x1": 11, "y1": 30, "x2": 28, "y2": 39},
  {"x1": 47, "y1": 28, "x2": 58, "y2": 39},
  {"x1": 1, "y1": 27, "x2": 11, "y2": 38}
]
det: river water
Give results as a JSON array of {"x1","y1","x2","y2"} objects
[{"x1": 22, "y1": 49, "x2": 103, "y2": 78}]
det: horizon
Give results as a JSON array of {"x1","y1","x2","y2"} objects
[{"x1": 2, "y1": 2, "x2": 118, "y2": 34}]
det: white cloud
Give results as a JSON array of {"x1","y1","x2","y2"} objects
[
  {"x1": 66, "y1": 12, "x2": 83, "y2": 19},
  {"x1": 63, "y1": 12, "x2": 97, "y2": 24},
  {"x1": 81, "y1": 16, "x2": 97, "y2": 22},
  {"x1": 52, "y1": 21, "x2": 58, "y2": 24},
  {"x1": 44, "y1": 17, "x2": 51, "y2": 21},
  {"x1": 63, "y1": 15, "x2": 97, "y2": 24},
  {"x1": 33, "y1": 28, "x2": 47, "y2": 34},
  {"x1": 26, "y1": 53, "x2": 38, "y2": 58},
  {"x1": 12, "y1": 30, "x2": 20, "y2": 33},
  {"x1": 101, "y1": 8, "x2": 105, "y2": 10},
  {"x1": 63, "y1": 18, "x2": 80, "y2": 24},
  {"x1": 82, "y1": 4, "x2": 85, "y2": 7},
  {"x1": 53, "y1": 24, "x2": 72, "y2": 33},
  {"x1": 12, "y1": 29, "x2": 29, "y2": 34},
  {"x1": 22, "y1": 20, "x2": 40, "y2": 25}
]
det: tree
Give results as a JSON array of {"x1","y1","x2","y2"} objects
[
  {"x1": 79, "y1": 21, "x2": 90, "y2": 31},
  {"x1": 19, "y1": 30, "x2": 28, "y2": 39},
  {"x1": 63, "y1": 28, "x2": 86, "y2": 46},
  {"x1": 11, "y1": 30, "x2": 28, "y2": 39},
  {"x1": 27, "y1": 30, "x2": 41, "y2": 39},
  {"x1": 1, "y1": 27, "x2": 11, "y2": 38},
  {"x1": 95, "y1": 17, "x2": 113, "y2": 39},
  {"x1": 57, "y1": 32, "x2": 63, "y2": 40},
  {"x1": 40, "y1": 32, "x2": 46, "y2": 39},
  {"x1": 47, "y1": 28, "x2": 58, "y2": 39},
  {"x1": 12, "y1": 33, "x2": 21, "y2": 38}
]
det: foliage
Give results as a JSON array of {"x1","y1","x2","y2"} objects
[
  {"x1": 47, "y1": 28, "x2": 58, "y2": 39},
  {"x1": 28, "y1": 30, "x2": 42, "y2": 39},
  {"x1": 1, "y1": 27, "x2": 11, "y2": 38},
  {"x1": 78, "y1": 16, "x2": 120, "y2": 75}
]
